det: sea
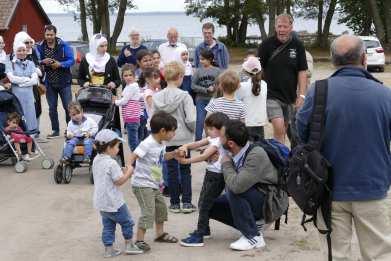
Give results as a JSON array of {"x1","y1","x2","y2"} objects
[{"x1": 48, "y1": 12, "x2": 351, "y2": 42}]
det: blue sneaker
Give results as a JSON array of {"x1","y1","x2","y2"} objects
[{"x1": 180, "y1": 231, "x2": 204, "y2": 247}]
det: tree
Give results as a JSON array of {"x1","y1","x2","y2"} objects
[
  {"x1": 54, "y1": 0, "x2": 135, "y2": 52},
  {"x1": 294, "y1": 0, "x2": 337, "y2": 48}
]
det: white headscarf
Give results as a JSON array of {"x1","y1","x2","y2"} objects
[
  {"x1": 0, "y1": 36, "x2": 6, "y2": 63},
  {"x1": 13, "y1": 31, "x2": 34, "y2": 62},
  {"x1": 85, "y1": 34, "x2": 110, "y2": 73}
]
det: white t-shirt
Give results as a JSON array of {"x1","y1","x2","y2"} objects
[
  {"x1": 236, "y1": 79, "x2": 267, "y2": 127},
  {"x1": 158, "y1": 41, "x2": 187, "y2": 65},
  {"x1": 206, "y1": 137, "x2": 225, "y2": 173},
  {"x1": 93, "y1": 154, "x2": 125, "y2": 212},
  {"x1": 115, "y1": 82, "x2": 140, "y2": 106},
  {"x1": 131, "y1": 135, "x2": 166, "y2": 189}
]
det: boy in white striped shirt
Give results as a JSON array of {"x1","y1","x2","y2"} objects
[{"x1": 205, "y1": 70, "x2": 247, "y2": 122}]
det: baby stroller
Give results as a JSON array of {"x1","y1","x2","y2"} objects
[
  {"x1": 53, "y1": 86, "x2": 125, "y2": 184},
  {"x1": 0, "y1": 90, "x2": 54, "y2": 173}
]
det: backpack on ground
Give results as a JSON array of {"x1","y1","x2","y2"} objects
[{"x1": 286, "y1": 79, "x2": 333, "y2": 261}]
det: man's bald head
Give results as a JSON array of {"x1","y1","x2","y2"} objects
[
  {"x1": 167, "y1": 28, "x2": 179, "y2": 44},
  {"x1": 331, "y1": 35, "x2": 366, "y2": 67}
]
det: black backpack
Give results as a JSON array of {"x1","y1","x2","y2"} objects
[{"x1": 286, "y1": 79, "x2": 333, "y2": 261}]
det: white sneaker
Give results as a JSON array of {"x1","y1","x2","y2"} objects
[
  {"x1": 229, "y1": 235, "x2": 266, "y2": 251},
  {"x1": 22, "y1": 154, "x2": 31, "y2": 161}
]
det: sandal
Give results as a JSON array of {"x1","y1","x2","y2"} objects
[{"x1": 154, "y1": 232, "x2": 178, "y2": 243}]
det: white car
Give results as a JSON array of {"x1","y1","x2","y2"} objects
[{"x1": 359, "y1": 36, "x2": 385, "y2": 72}]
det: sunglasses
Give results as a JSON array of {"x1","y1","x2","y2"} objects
[{"x1": 95, "y1": 33, "x2": 107, "y2": 40}]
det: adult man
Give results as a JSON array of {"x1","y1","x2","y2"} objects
[
  {"x1": 158, "y1": 28, "x2": 187, "y2": 65},
  {"x1": 36, "y1": 25, "x2": 74, "y2": 138},
  {"x1": 297, "y1": 35, "x2": 391, "y2": 261},
  {"x1": 194, "y1": 23, "x2": 229, "y2": 69},
  {"x1": 207, "y1": 120, "x2": 287, "y2": 251},
  {"x1": 117, "y1": 29, "x2": 147, "y2": 67},
  {"x1": 258, "y1": 14, "x2": 307, "y2": 144}
]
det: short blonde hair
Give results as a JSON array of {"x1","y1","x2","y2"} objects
[
  {"x1": 218, "y1": 70, "x2": 240, "y2": 94},
  {"x1": 164, "y1": 61, "x2": 185, "y2": 82}
]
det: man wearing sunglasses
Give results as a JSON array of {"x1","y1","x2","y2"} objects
[{"x1": 36, "y1": 25, "x2": 75, "y2": 139}]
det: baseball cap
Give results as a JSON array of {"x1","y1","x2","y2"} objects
[
  {"x1": 242, "y1": 56, "x2": 262, "y2": 75},
  {"x1": 95, "y1": 129, "x2": 124, "y2": 144}
]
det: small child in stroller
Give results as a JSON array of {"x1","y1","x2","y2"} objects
[
  {"x1": 62, "y1": 102, "x2": 98, "y2": 163},
  {"x1": 4, "y1": 112, "x2": 35, "y2": 160}
]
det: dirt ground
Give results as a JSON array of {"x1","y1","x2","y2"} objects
[{"x1": 0, "y1": 63, "x2": 390, "y2": 261}]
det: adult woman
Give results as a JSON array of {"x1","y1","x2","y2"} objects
[
  {"x1": 6, "y1": 38, "x2": 38, "y2": 131},
  {"x1": 78, "y1": 34, "x2": 121, "y2": 91},
  {"x1": 12, "y1": 32, "x2": 45, "y2": 140},
  {"x1": 0, "y1": 36, "x2": 7, "y2": 85}
]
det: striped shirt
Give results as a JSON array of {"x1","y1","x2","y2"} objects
[
  {"x1": 115, "y1": 83, "x2": 141, "y2": 123},
  {"x1": 205, "y1": 97, "x2": 247, "y2": 120}
]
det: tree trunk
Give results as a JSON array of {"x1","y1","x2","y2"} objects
[
  {"x1": 316, "y1": 0, "x2": 324, "y2": 46},
  {"x1": 90, "y1": 0, "x2": 100, "y2": 34},
  {"x1": 109, "y1": 0, "x2": 127, "y2": 53},
  {"x1": 267, "y1": 0, "x2": 276, "y2": 36},
  {"x1": 79, "y1": 0, "x2": 88, "y2": 42},
  {"x1": 320, "y1": 0, "x2": 336, "y2": 48},
  {"x1": 383, "y1": 0, "x2": 391, "y2": 44},
  {"x1": 98, "y1": 0, "x2": 110, "y2": 38},
  {"x1": 367, "y1": 0, "x2": 386, "y2": 43},
  {"x1": 276, "y1": 0, "x2": 284, "y2": 15},
  {"x1": 255, "y1": 14, "x2": 268, "y2": 40},
  {"x1": 238, "y1": 14, "x2": 248, "y2": 44},
  {"x1": 286, "y1": 0, "x2": 291, "y2": 15}
]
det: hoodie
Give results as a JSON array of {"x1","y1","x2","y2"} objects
[{"x1": 152, "y1": 86, "x2": 196, "y2": 146}]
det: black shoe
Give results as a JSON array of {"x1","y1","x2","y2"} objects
[{"x1": 47, "y1": 131, "x2": 60, "y2": 139}]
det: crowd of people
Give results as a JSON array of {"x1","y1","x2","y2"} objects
[{"x1": 0, "y1": 13, "x2": 390, "y2": 261}]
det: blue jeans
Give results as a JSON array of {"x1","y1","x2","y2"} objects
[
  {"x1": 195, "y1": 98, "x2": 210, "y2": 141},
  {"x1": 209, "y1": 187, "x2": 265, "y2": 238},
  {"x1": 45, "y1": 82, "x2": 72, "y2": 132},
  {"x1": 166, "y1": 146, "x2": 192, "y2": 205},
  {"x1": 100, "y1": 204, "x2": 134, "y2": 247},
  {"x1": 125, "y1": 122, "x2": 140, "y2": 151},
  {"x1": 63, "y1": 137, "x2": 93, "y2": 158}
]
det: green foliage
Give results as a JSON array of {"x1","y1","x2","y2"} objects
[{"x1": 337, "y1": 0, "x2": 374, "y2": 35}]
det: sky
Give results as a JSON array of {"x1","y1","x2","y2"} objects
[{"x1": 39, "y1": 0, "x2": 187, "y2": 13}]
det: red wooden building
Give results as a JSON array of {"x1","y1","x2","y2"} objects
[{"x1": 0, "y1": 0, "x2": 51, "y2": 53}]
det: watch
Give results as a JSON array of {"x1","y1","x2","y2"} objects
[{"x1": 299, "y1": 94, "x2": 306, "y2": 99}]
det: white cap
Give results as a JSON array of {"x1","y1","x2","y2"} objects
[
  {"x1": 242, "y1": 56, "x2": 262, "y2": 75},
  {"x1": 95, "y1": 129, "x2": 124, "y2": 144}
]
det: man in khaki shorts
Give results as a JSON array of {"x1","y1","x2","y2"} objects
[{"x1": 258, "y1": 14, "x2": 308, "y2": 144}]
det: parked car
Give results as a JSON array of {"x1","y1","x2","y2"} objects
[
  {"x1": 68, "y1": 41, "x2": 89, "y2": 80},
  {"x1": 359, "y1": 36, "x2": 385, "y2": 72}
]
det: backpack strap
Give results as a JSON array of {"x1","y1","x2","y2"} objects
[{"x1": 307, "y1": 79, "x2": 328, "y2": 150}]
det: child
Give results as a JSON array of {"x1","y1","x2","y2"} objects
[
  {"x1": 191, "y1": 49, "x2": 221, "y2": 141},
  {"x1": 236, "y1": 57, "x2": 267, "y2": 141},
  {"x1": 114, "y1": 64, "x2": 141, "y2": 151},
  {"x1": 239, "y1": 49, "x2": 257, "y2": 82},
  {"x1": 177, "y1": 112, "x2": 229, "y2": 247},
  {"x1": 62, "y1": 102, "x2": 98, "y2": 162},
  {"x1": 129, "y1": 111, "x2": 179, "y2": 252},
  {"x1": 150, "y1": 49, "x2": 167, "y2": 89},
  {"x1": 205, "y1": 70, "x2": 247, "y2": 121},
  {"x1": 178, "y1": 47, "x2": 195, "y2": 103},
  {"x1": 5, "y1": 112, "x2": 35, "y2": 161},
  {"x1": 142, "y1": 67, "x2": 162, "y2": 128},
  {"x1": 153, "y1": 61, "x2": 196, "y2": 213},
  {"x1": 92, "y1": 129, "x2": 142, "y2": 258},
  {"x1": 136, "y1": 50, "x2": 154, "y2": 142}
]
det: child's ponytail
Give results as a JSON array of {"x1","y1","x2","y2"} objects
[{"x1": 251, "y1": 71, "x2": 262, "y2": 96}]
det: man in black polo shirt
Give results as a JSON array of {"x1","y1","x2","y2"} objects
[{"x1": 257, "y1": 14, "x2": 308, "y2": 144}]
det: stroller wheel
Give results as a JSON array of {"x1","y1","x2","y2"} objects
[
  {"x1": 42, "y1": 159, "x2": 55, "y2": 169},
  {"x1": 62, "y1": 165, "x2": 73, "y2": 184},
  {"x1": 89, "y1": 167, "x2": 94, "y2": 184},
  {"x1": 15, "y1": 161, "x2": 27, "y2": 173},
  {"x1": 54, "y1": 164, "x2": 63, "y2": 184}
]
